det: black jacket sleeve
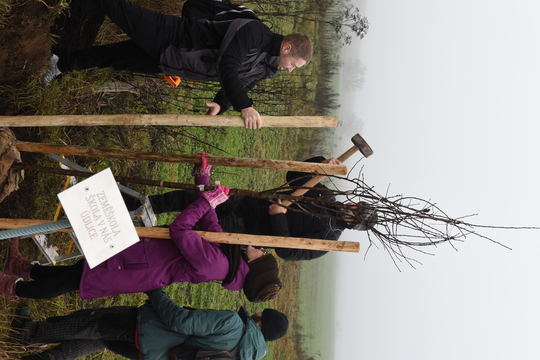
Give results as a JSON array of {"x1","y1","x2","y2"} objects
[
  {"x1": 216, "y1": 21, "x2": 272, "y2": 112},
  {"x1": 212, "y1": 78, "x2": 259, "y2": 115},
  {"x1": 286, "y1": 156, "x2": 327, "y2": 186},
  {"x1": 268, "y1": 207, "x2": 332, "y2": 261}
]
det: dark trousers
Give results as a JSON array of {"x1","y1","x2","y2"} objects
[
  {"x1": 60, "y1": 40, "x2": 163, "y2": 74},
  {"x1": 15, "y1": 260, "x2": 84, "y2": 299},
  {"x1": 24, "y1": 307, "x2": 138, "y2": 360},
  {"x1": 148, "y1": 190, "x2": 248, "y2": 233},
  {"x1": 58, "y1": 0, "x2": 183, "y2": 73}
]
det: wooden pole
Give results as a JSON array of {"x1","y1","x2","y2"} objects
[
  {"x1": 0, "y1": 219, "x2": 360, "y2": 253},
  {"x1": 13, "y1": 163, "x2": 352, "y2": 202},
  {"x1": 11, "y1": 163, "x2": 257, "y2": 197},
  {"x1": 281, "y1": 142, "x2": 362, "y2": 206},
  {"x1": 0, "y1": 115, "x2": 338, "y2": 128},
  {"x1": 15, "y1": 141, "x2": 347, "y2": 175}
]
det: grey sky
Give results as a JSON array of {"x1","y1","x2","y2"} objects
[{"x1": 333, "y1": 0, "x2": 540, "y2": 359}]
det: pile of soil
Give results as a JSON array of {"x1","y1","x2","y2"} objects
[
  {"x1": 0, "y1": 0, "x2": 180, "y2": 215},
  {"x1": 0, "y1": 0, "x2": 58, "y2": 86},
  {"x1": 0, "y1": 0, "x2": 104, "y2": 216}
]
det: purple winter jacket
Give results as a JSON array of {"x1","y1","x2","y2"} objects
[{"x1": 78, "y1": 198, "x2": 250, "y2": 299}]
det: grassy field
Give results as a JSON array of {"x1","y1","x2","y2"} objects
[
  {"x1": 0, "y1": 0, "x2": 341, "y2": 358},
  {"x1": 0, "y1": 124, "x2": 335, "y2": 360}
]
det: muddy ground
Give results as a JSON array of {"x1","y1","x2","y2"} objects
[
  {"x1": 0, "y1": 0, "x2": 104, "y2": 87},
  {"x1": 0, "y1": 0, "x2": 186, "y2": 219},
  {"x1": 0, "y1": 0, "x2": 105, "y2": 217}
]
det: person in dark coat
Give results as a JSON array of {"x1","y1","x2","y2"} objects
[
  {"x1": 124, "y1": 156, "x2": 378, "y2": 261},
  {"x1": 42, "y1": 0, "x2": 313, "y2": 129},
  {"x1": 9, "y1": 289, "x2": 289, "y2": 360}
]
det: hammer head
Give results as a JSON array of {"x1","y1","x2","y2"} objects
[{"x1": 352, "y1": 134, "x2": 373, "y2": 158}]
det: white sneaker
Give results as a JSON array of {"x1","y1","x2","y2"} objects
[{"x1": 42, "y1": 54, "x2": 61, "y2": 89}]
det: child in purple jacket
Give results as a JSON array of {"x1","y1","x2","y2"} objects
[{"x1": 0, "y1": 158, "x2": 282, "y2": 303}]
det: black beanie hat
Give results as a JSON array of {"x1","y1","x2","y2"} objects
[
  {"x1": 242, "y1": 254, "x2": 282, "y2": 303},
  {"x1": 261, "y1": 308, "x2": 289, "y2": 341}
]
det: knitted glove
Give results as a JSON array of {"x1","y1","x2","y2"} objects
[
  {"x1": 191, "y1": 152, "x2": 213, "y2": 178},
  {"x1": 202, "y1": 185, "x2": 230, "y2": 208}
]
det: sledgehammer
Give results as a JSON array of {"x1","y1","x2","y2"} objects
[{"x1": 281, "y1": 133, "x2": 373, "y2": 206}]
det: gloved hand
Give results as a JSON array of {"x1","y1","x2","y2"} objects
[
  {"x1": 191, "y1": 152, "x2": 213, "y2": 178},
  {"x1": 202, "y1": 185, "x2": 230, "y2": 208}
]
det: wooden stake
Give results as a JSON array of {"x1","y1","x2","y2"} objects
[
  {"x1": 0, "y1": 115, "x2": 337, "y2": 128},
  {"x1": 0, "y1": 219, "x2": 360, "y2": 253},
  {"x1": 15, "y1": 141, "x2": 347, "y2": 175}
]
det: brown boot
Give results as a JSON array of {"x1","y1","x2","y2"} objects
[
  {"x1": 4, "y1": 237, "x2": 34, "y2": 280},
  {"x1": 0, "y1": 271, "x2": 20, "y2": 297}
]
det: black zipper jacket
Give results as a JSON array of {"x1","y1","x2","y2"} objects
[{"x1": 159, "y1": 18, "x2": 283, "y2": 113}]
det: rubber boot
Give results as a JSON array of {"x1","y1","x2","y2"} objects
[
  {"x1": 4, "y1": 237, "x2": 35, "y2": 280},
  {"x1": 0, "y1": 271, "x2": 21, "y2": 297}
]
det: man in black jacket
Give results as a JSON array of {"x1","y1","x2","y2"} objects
[
  {"x1": 125, "y1": 157, "x2": 378, "y2": 261},
  {"x1": 43, "y1": 0, "x2": 313, "y2": 129}
]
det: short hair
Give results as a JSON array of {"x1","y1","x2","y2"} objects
[{"x1": 283, "y1": 33, "x2": 313, "y2": 64}]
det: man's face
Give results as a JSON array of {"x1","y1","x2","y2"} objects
[{"x1": 278, "y1": 52, "x2": 307, "y2": 73}]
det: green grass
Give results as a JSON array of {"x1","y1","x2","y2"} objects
[
  {"x1": 0, "y1": 0, "x2": 12, "y2": 27},
  {"x1": 0, "y1": 123, "x2": 327, "y2": 359}
]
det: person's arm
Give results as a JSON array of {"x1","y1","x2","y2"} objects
[
  {"x1": 269, "y1": 212, "x2": 334, "y2": 261},
  {"x1": 286, "y1": 156, "x2": 334, "y2": 185},
  {"x1": 171, "y1": 230, "x2": 226, "y2": 273},
  {"x1": 210, "y1": 77, "x2": 261, "y2": 116},
  {"x1": 269, "y1": 222, "x2": 332, "y2": 259},
  {"x1": 273, "y1": 225, "x2": 342, "y2": 261},
  {"x1": 269, "y1": 208, "x2": 333, "y2": 261},
  {"x1": 268, "y1": 199, "x2": 290, "y2": 237},
  {"x1": 168, "y1": 200, "x2": 226, "y2": 272},
  {"x1": 268, "y1": 213, "x2": 289, "y2": 237},
  {"x1": 209, "y1": 88, "x2": 231, "y2": 115},
  {"x1": 205, "y1": 102, "x2": 221, "y2": 115},
  {"x1": 269, "y1": 189, "x2": 341, "y2": 261},
  {"x1": 148, "y1": 290, "x2": 243, "y2": 336},
  {"x1": 217, "y1": 22, "x2": 271, "y2": 128}
]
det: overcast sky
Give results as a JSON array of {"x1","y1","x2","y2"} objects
[{"x1": 333, "y1": 0, "x2": 540, "y2": 359}]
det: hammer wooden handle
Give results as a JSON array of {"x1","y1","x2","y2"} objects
[{"x1": 280, "y1": 142, "x2": 361, "y2": 206}]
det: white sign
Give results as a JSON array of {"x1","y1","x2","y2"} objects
[{"x1": 58, "y1": 168, "x2": 139, "y2": 268}]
